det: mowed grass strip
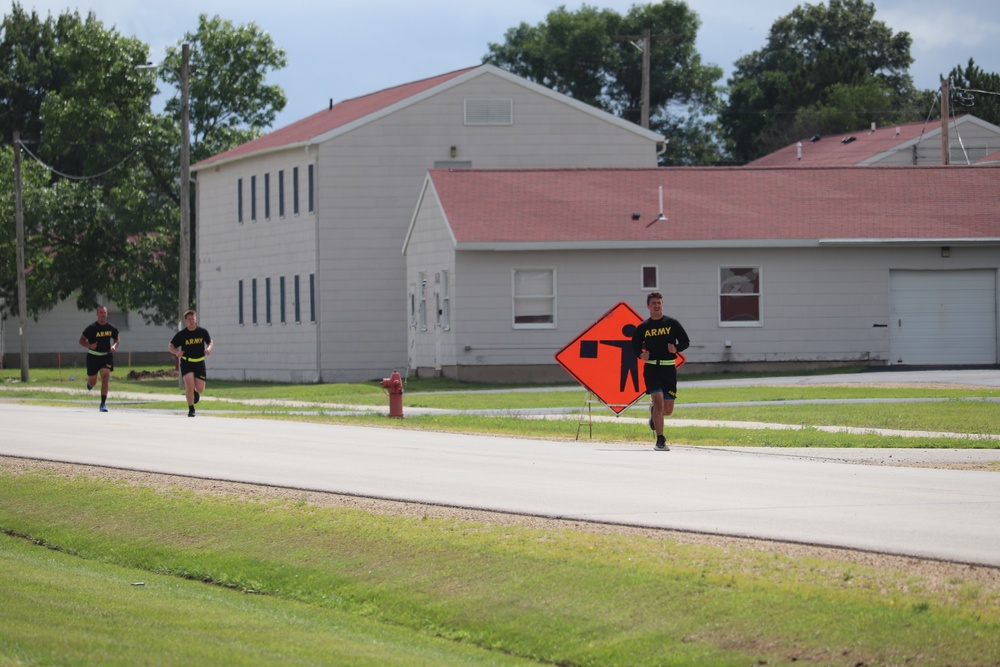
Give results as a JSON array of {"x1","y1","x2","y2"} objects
[
  {"x1": 0, "y1": 534, "x2": 536, "y2": 667},
  {"x1": 4, "y1": 365, "x2": 1000, "y2": 439},
  {"x1": 3, "y1": 470, "x2": 999, "y2": 667}
]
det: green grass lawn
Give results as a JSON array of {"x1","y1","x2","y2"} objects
[
  {"x1": 3, "y1": 469, "x2": 998, "y2": 667},
  {"x1": 2, "y1": 364, "x2": 999, "y2": 665}
]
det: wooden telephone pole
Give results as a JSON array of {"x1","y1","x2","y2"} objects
[
  {"x1": 614, "y1": 29, "x2": 682, "y2": 129},
  {"x1": 13, "y1": 132, "x2": 29, "y2": 381}
]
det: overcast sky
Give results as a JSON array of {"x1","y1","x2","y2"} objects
[{"x1": 15, "y1": 0, "x2": 1000, "y2": 129}]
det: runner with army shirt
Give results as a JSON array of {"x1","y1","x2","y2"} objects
[
  {"x1": 79, "y1": 306, "x2": 120, "y2": 412},
  {"x1": 169, "y1": 310, "x2": 213, "y2": 417},
  {"x1": 630, "y1": 292, "x2": 690, "y2": 451}
]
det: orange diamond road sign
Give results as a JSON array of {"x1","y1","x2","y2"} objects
[{"x1": 555, "y1": 302, "x2": 646, "y2": 414}]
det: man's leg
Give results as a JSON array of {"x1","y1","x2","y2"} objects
[
  {"x1": 98, "y1": 368, "x2": 111, "y2": 410},
  {"x1": 183, "y1": 372, "x2": 196, "y2": 406},
  {"x1": 651, "y1": 391, "x2": 666, "y2": 436},
  {"x1": 193, "y1": 377, "x2": 206, "y2": 404}
]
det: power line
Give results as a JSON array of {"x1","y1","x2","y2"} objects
[{"x1": 14, "y1": 139, "x2": 143, "y2": 181}]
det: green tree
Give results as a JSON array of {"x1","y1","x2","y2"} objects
[
  {"x1": 720, "y1": 0, "x2": 918, "y2": 163},
  {"x1": 946, "y1": 58, "x2": 1000, "y2": 128},
  {"x1": 0, "y1": 6, "x2": 287, "y2": 326},
  {"x1": 484, "y1": 2, "x2": 724, "y2": 165},
  {"x1": 161, "y1": 14, "x2": 287, "y2": 165}
]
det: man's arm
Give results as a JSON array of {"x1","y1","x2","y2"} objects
[
  {"x1": 630, "y1": 323, "x2": 647, "y2": 360},
  {"x1": 673, "y1": 321, "x2": 691, "y2": 354}
]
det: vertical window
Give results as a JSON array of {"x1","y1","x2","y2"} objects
[
  {"x1": 279, "y1": 276, "x2": 286, "y2": 324},
  {"x1": 418, "y1": 272, "x2": 427, "y2": 331},
  {"x1": 307, "y1": 164, "x2": 315, "y2": 213},
  {"x1": 264, "y1": 173, "x2": 271, "y2": 220},
  {"x1": 294, "y1": 274, "x2": 301, "y2": 323},
  {"x1": 512, "y1": 268, "x2": 555, "y2": 328},
  {"x1": 265, "y1": 277, "x2": 272, "y2": 324},
  {"x1": 720, "y1": 267, "x2": 762, "y2": 325},
  {"x1": 278, "y1": 170, "x2": 285, "y2": 217},
  {"x1": 642, "y1": 265, "x2": 658, "y2": 290},
  {"x1": 309, "y1": 273, "x2": 316, "y2": 322},
  {"x1": 292, "y1": 167, "x2": 300, "y2": 215},
  {"x1": 250, "y1": 175, "x2": 257, "y2": 221},
  {"x1": 251, "y1": 278, "x2": 258, "y2": 325},
  {"x1": 237, "y1": 178, "x2": 243, "y2": 223},
  {"x1": 441, "y1": 270, "x2": 451, "y2": 330},
  {"x1": 238, "y1": 280, "x2": 244, "y2": 325},
  {"x1": 409, "y1": 286, "x2": 417, "y2": 329}
]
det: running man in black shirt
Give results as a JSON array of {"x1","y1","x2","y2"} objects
[
  {"x1": 630, "y1": 292, "x2": 690, "y2": 451},
  {"x1": 79, "y1": 306, "x2": 120, "y2": 412},
  {"x1": 169, "y1": 310, "x2": 213, "y2": 417}
]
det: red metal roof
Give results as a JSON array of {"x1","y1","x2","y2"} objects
[
  {"x1": 194, "y1": 66, "x2": 478, "y2": 168},
  {"x1": 748, "y1": 119, "x2": 947, "y2": 167},
  {"x1": 426, "y1": 166, "x2": 1000, "y2": 245}
]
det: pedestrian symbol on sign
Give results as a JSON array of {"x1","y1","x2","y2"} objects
[{"x1": 554, "y1": 302, "x2": 646, "y2": 414}]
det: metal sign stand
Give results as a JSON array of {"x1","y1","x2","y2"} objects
[{"x1": 577, "y1": 392, "x2": 649, "y2": 440}]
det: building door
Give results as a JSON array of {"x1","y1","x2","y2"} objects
[{"x1": 889, "y1": 269, "x2": 998, "y2": 365}]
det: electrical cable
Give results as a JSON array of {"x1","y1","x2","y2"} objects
[{"x1": 14, "y1": 139, "x2": 144, "y2": 181}]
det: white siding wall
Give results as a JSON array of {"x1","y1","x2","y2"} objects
[
  {"x1": 869, "y1": 119, "x2": 1000, "y2": 165},
  {"x1": 317, "y1": 72, "x2": 658, "y2": 381},
  {"x1": 2, "y1": 298, "x2": 174, "y2": 367},
  {"x1": 405, "y1": 185, "x2": 457, "y2": 373},
  {"x1": 196, "y1": 150, "x2": 320, "y2": 382},
  {"x1": 435, "y1": 245, "x2": 999, "y2": 376}
]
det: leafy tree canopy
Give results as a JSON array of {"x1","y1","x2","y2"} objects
[
  {"x1": 720, "y1": 0, "x2": 918, "y2": 163},
  {"x1": 947, "y1": 58, "x2": 1000, "y2": 128},
  {"x1": 161, "y1": 14, "x2": 287, "y2": 164},
  {"x1": 1, "y1": 4, "x2": 286, "y2": 326},
  {"x1": 484, "y1": 1, "x2": 724, "y2": 165}
]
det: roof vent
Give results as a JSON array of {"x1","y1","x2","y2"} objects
[
  {"x1": 465, "y1": 99, "x2": 513, "y2": 126},
  {"x1": 809, "y1": 135, "x2": 821, "y2": 143},
  {"x1": 841, "y1": 136, "x2": 856, "y2": 144}
]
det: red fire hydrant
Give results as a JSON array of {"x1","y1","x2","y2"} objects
[{"x1": 380, "y1": 371, "x2": 404, "y2": 418}]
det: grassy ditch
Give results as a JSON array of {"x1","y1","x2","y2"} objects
[{"x1": 3, "y1": 468, "x2": 999, "y2": 667}]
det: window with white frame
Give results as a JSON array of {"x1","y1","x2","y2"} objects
[
  {"x1": 512, "y1": 268, "x2": 555, "y2": 328},
  {"x1": 642, "y1": 265, "x2": 658, "y2": 290},
  {"x1": 720, "y1": 267, "x2": 762, "y2": 325}
]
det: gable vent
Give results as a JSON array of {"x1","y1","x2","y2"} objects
[{"x1": 464, "y1": 98, "x2": 513, "y2": 126}]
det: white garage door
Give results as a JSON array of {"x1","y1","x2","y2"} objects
[{"x1": 889, "y1": 270, "x2": 998, "y2": 365}]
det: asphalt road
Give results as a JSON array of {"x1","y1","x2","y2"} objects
[{"x1": 4, "y1": 399, "x2": 999, "y2": 567}]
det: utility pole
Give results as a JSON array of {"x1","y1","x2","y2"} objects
[
  {"x1": 940, "y1": 78, "x2": 950, "y2": 165},
  {"x1": 13, "y1": 132, "x2": 29, "y2": 382},
  {"x1": 614, "y1": 30, "x2": 682, "y2": 129},
  {"x1": 179, "y1": 42, "x2": 191, "y2": 326}
]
